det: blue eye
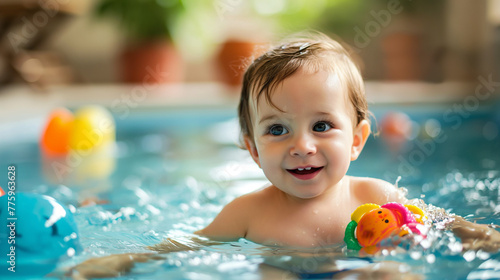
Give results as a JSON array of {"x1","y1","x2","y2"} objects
[
  {"x1": 269, "y1": 125, "x2": 288, "y2": 136},
  {"x1": 313, "y1": 121, "x2": 332, "y2": 132}
]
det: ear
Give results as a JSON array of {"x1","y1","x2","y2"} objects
[
  {"x1": 351, "y1": 120, "x2": 370, "y2": 161},
  {"x1": 244, "y1": 135, "x2": 261, "y2": 168}
]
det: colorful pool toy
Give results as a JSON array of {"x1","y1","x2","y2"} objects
[
  {"x1": 69, "y1": 105, "x2": 115, "y2": 151},
  {"x1": 380, "y1": 112, "x2": 412, "y2": 152},
  {"x1": 0, "y1": 193, "x2": 81, "y2": 276},
  {"x1": 344, "y1": 202, "x2": 426, "y2": 251},
  {"x1": 0, "y1": 186, "x2": 4, "y2": 197},
  {"x1": 40, "y1": 106, "x2": 115, "y2": 155},
  {"x1": 40, "y1": 108, "x2": 74, "y2": 155}
]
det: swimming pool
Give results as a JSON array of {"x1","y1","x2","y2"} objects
[{"x1": 0, "y1": 97, "x2": 499, "y2": 279}]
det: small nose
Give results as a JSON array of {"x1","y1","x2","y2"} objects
[{"x1": 290, "y1": 134, "x2": 317, "y2": 157}]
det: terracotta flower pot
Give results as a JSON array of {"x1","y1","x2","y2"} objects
[
  {"x1": 382, "y1": 33, "x2": 421, "y2": 80},
  {"x1": 120, "y1": 41, "x2": 183, "y2": 84},
  {"x1": 216, "y1": 40, "x2": 265, "y2": 88}
]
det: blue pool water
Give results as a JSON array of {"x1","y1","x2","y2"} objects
[{"x1": 0, "y1": 99, "x2": 499, "y2": 279}]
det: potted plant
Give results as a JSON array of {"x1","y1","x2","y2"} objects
[
  {"x1": 375, "y1": 0, "x2": 442, "y2": 80},
  {"x1": 94, "y1": 0, "x2": 185, "y2": 84}
]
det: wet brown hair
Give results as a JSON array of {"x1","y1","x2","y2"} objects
[{"x1": 238, "y1": 32, "x2": 368, "y2": 147}]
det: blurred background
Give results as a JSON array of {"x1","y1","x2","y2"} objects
[
  {"x1": 0, "y1": 0, "x2": 499, "y2": 119},
  {"x1": 1, "y1": 0, "x2": 499, "y2": 84}
]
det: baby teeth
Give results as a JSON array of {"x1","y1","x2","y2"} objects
[{"x1": 297, "y1": 167, "x2": 312, "y2": 171}]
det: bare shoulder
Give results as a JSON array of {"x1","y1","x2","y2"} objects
[
  {"x1": 227, "y1": 185, "x2": 277, "y2": 209},
  {"x1": 349, "y1": 176, "x2": 407, "y2": 205},
  {"x1": 195, "y1": 185, "x2": 276, "y2": 240},
  {"x1": 233, "y1": 185, "x2": 284, "y2": 214}
]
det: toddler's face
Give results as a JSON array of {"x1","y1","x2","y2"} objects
[{"x1": 245, "y1": 68, "x2": 368, "y2": 199}]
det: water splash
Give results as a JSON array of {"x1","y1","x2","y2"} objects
[{"x1": 64, "y1": 161, "x2": 500, "y2": 280}]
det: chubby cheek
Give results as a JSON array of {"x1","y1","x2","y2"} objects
[
  {"x1": 324, "y1": 141, "x2": 351, "y2": 173},
  {"x1": 255, "y1": 143, "x2": 283, "y2": 175}
]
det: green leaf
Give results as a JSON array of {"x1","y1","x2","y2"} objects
[{"x1": 93, "y1": 0, "x2": 185, "y2": 41}]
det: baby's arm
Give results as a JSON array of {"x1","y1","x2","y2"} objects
[
  {"x1": 145, "y1": 195, "x2": 250, "y2": 255},
  {"x1": 408, "y1": 199, "x2": 500, "y2": 253},
  {"x1": 67, "y1": 196, "x2": 250, "y2": 279},
  {"x1": 450, "y1": 216, "x2": 500, "y2": 252},
  {"x1": 67, "y1": 253, "x2": 163, "y2": 280},
  {"x1": 355, "y1": 180, "x2": 500, "y2": 253},
  {"x1": 353, "y1": 177, "x2": 497, "y2": 253},
  {"x1": 67, "y1": 236, "x2": 224, "y2": 279},
  {"x1": 195, "y1": 195, "x2": 250, "y2": 241}
]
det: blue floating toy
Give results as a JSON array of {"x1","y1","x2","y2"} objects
[{"x1": 0, "y1": 193, "x2": 81, "y2": 276}]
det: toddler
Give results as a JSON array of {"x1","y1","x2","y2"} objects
[{"x1": 195, "y1": 32, "x2": 405, "y2": 247}]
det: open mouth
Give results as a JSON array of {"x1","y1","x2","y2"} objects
[{"x1": 286, "y1": 167, "x2": 323, "y2": 180}]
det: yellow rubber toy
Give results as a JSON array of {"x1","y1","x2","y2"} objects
[
  {"x1": 351, "y1": 203, "x2": 380, "y2": 223},
  {"x1": 69, "y1": 106, "x2": 115, "y2": 151},
  {"x1": 405, "y1": 205, "x2": 427, "y2": 224}
]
